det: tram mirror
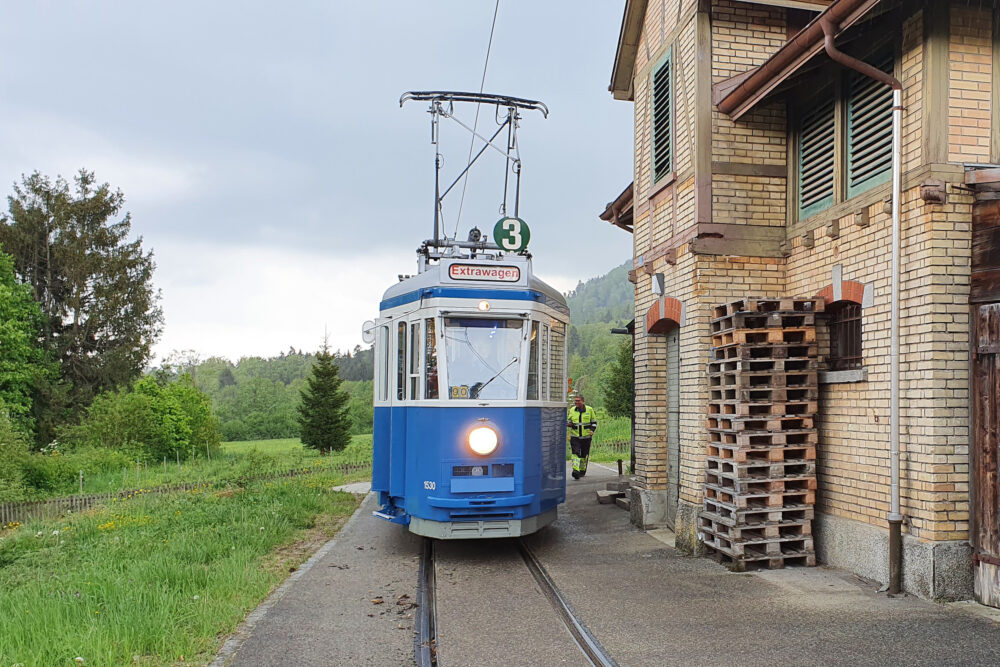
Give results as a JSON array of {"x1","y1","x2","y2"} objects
[{"x1": 361, "y1": 320, "x2": 377, "y2": 344}]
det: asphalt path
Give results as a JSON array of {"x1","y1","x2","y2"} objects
[{"x1": 217, "y1": 464, "x2": 1000, "y2": 666}]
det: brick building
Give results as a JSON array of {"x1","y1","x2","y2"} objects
[{"x1": 603, "y1": 0, "x2": 1000, "y2": 602}]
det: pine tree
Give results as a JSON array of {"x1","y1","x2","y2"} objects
[{"x1": 297, "y1": 341, "x2": 351, "y2": 453}]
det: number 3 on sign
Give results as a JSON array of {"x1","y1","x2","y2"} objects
[{"x1": 493, "y1": 217, "x2": 531, "y2": 253}]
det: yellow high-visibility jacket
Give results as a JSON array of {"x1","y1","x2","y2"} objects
[{"x1": 567, "y1": 405, "x2": 598, "y2": 439}]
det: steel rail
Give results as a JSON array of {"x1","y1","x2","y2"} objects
[
  {"x1": 516, "y1": 540, "x2": 618, "y2": 667},
  {"x1": 415, "y1": 538, "x2": 438, "y2": 667}
]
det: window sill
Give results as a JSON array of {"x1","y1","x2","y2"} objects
[
  {"x1": 648, "y1": 172, "x2": 676, "y2": 200},
  {"x1": 819, "y1": 368, "x2": 867, "y2": 384}
]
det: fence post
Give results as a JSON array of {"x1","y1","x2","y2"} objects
[{"x1": 79, "y1": 470, "x2": 84, "y2": 495}]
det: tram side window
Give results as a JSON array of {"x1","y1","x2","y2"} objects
[
  {"x1": 549, "y1": 321, "x2": 566, "y2": 402},
  {"x1": 378, "y1": 325, "x2": 389, "y2": 401},
  {"x1": 397, "y1": 322, "x2": 406, "y2": 401},
  {"x1": 409, "y1": 322, "x2": 421, "y2": 400},
  {"x1": 527, "y1": 322, "x2": 540, "y2": 400},
  {"x1": 425, "y1": 318, "x2": 439, "y2": 399},
  {"x1": 540, "y1": 324, "x2": 549, "y2": 401}
]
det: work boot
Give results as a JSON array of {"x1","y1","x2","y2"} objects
[{"x1": 571, "y1": 470, "x2": 580, "y2": 480}]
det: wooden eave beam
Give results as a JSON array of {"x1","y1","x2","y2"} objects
[{"x1": 609, "y1": 0, "x2": 648, "y2": 101}]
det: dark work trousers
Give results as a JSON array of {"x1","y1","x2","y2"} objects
[{"x1": 570, "y1": 436, "x2": 592, "y2": 474}]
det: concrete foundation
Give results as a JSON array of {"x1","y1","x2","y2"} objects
[
  {"x1": 672, "y1": 499, "x2": 703, "y2": 555},
  {"x1": 629, "y1": 487, "x2": 669, "y2": 530},
  {"x1": 814, "y1": 512, "x2": 973, "y2": 601},
  {"x1": 674, "y1": 503, "x2": 971, "y2": 600}
]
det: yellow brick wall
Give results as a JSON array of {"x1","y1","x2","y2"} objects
[
  {"x1": 948, "y1": 6, "x2": 993, "y2": 163},
  {"x1": 626, "y1": 0, "x2": 986, "y2": 545},
  {"x1": 785, "y1": 186, "x2": 974, "y2": 542}
]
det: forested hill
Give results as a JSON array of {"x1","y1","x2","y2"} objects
[
  {"x1": 565, "y1": 261, "x2": 632, "y2": 325},
  {"x1": 170, "y1": 347, "x2": 374, "y2": 442},
  {"x1": 564, "y1": 260, "x2": 633, "y2": 407}
]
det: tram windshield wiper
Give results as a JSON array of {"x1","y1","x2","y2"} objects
[{"x1": 470, "y1": 356, "x2": 518, "y2": 399}]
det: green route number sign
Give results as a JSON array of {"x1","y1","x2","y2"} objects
[{"x1": 493, "y1": 217, "x2": 530, "y2": 252}]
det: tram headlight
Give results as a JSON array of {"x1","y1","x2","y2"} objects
[{"x1": 468, "y1": 426, "x2": 499, "y2": 456}]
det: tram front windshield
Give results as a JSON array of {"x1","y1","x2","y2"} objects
[{"x1": 444, "y1": 318, "x2": 522, "y2": 400}]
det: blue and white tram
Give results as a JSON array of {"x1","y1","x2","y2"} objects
[{"x1": 370, "y1": 252, "x2": 569, "y2": 539}]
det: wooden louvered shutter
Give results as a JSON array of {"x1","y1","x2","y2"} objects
[
  {"x1": 847, "y1": 49, "x2": 894, "y2": 197},
  {"x1": 652, "y1": 52, "x2": 672, "y2": 183},
  {"x1": 797, "y1": 91, "x2": 836, "y2": 219}
]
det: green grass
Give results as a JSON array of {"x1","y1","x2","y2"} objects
[
  {"x1": 0, "y1": 470, "x2": 363, "y2": 665},
  {"x1": 567, "y1": 411, "x2": 632, "y2": 463},
  {"x1": 10, "y1": 435, "x2": 374, "y2": 502}
]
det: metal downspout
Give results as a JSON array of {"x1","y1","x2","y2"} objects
[{"x1": 820, "y1": 18, "x2": 905, "y2": 596}]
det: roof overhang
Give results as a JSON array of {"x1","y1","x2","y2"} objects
[
  {"x1": 715, "y1": 0, "x2": 885, "y2": 120},
  {"x1": 599, "y1": 182, "x2": 635, "y2": 233},
  {"x1": 609, "y1": 0, "x2": 648, "y2": 101}
]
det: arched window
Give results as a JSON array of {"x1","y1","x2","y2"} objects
[{"x1": 828, "y1": 301, "x2": 863, "y2": 370}]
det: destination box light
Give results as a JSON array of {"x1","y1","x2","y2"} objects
[{"x1": 448, "y1": 264, "x2": 520, "y2": 282}]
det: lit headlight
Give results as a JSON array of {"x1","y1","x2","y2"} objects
[{"x1": 468, "y1": 426, "x2": 499, "y2": 456}]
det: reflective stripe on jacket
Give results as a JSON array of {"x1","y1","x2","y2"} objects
[{"x1": 568, "y1": 405, "x2": 597, "y2": 439}]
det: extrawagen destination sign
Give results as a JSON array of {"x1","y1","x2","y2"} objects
[{"x1": 448, "y1": 264, "x2": 520, "y2": 282}]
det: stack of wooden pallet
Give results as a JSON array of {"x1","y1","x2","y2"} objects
[{"x1": 700, "y1": 297, "x2": 823, "y2": 570}]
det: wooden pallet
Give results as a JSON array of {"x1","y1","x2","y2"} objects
[
  {"x1": 707, "y1": 443, "x2": 816, "y2": 463},
  {"x1": 706, "y1": 457, "x2": 816, "y2": 480},
  {"x1": 711, "y1": 311, "x2": 816, "y2": 333},
  {"x1": 706, "y1": 416, "x2": 815, "y2": 432},
  {"x1": 707, "y1": 399, "x2": 819, "y2": 417},
  {"x1": 700, "y1": 513, "x2": 813, "y2": 541},
  {"x1": 705, "y1": 471, "x2": 817, "y2": 495},
  {"x1": 713, "y1": 297, "x2": 825, "y2": 318},
  {"x1": 702, "y1": 541, "x2": 817, "y2": 571},
  {"x1": 703, "y1": 496, "x2": 815, "y2": 524},
  {"x1": 708, "y1": 358, "x2": 819, "y2": 374},
  {"x1": 708, "y1": 429, "x2": 818, "y2": 448},
  {"x1": 709, "y1": 370, "x2": 818, "y2": 388},
  {"x1": 711, "y1": 327, "x2": 817, "y2": 347},
  {"x1": 711, "y1": 343, "x2": 819, "y2": 361},
  {"x1": 710, "y1": 387, "x2": 819, "y2": 405},
  {"x1": 705, "y1": 483, "x2": 816, "y2": 508}
]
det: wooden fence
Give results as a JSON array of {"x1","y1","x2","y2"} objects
[{"x1": 0, "y1": 461, "x2": 372, "y2": 526}]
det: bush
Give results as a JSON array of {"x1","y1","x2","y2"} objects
[
  {"x1": 61, "y1": 375, "x2": 221, "y2": 463},
  {"x1": 0, "y1": 407, "x2": 30, "y2": 501}
]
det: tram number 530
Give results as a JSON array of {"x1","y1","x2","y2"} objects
[
  {"x1": 493, "y1": 217, "x2": 531, "y2": 253},
  {"x1": 423, "y1": 481, "x2": 436, "y2": 490}
]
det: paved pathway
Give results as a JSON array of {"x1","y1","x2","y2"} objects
[{"x1": 217, "y1": 464, "x2": 1000, "y2": 666}]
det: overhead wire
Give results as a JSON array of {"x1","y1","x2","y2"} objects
[{"x1": 452, "y1": 0, "x2": 501, "y2": 240}]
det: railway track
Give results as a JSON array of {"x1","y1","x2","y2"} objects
[{"x1": 415, "y1": 537, "x2": 617, "y2": 667}]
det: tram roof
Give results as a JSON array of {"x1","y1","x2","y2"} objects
[{"x1": 380, "y1": 255, "x2": 567, "y2": 314}]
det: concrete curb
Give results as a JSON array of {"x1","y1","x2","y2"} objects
[{"x1": 209, "y1": 492, "x2": 374, "y2": 666}]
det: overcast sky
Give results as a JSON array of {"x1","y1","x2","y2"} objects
[{"x1": 0, "y1": 2, "x2": 633, "y2": 362}]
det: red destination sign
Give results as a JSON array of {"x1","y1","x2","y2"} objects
[{"x1": 448, "y1": 264, "x2": 520, "y2": 282}]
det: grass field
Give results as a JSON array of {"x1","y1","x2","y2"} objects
[
  {"x1": 0, "y1": 467, "x2": 362, "y2": 665},
  {"x1": 12, "y1": 435, "x2": 374, "y2": 502}
]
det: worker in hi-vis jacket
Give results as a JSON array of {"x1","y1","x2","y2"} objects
[{"x1": 567, "y1": 394, "x2": 598, "y2": 479}]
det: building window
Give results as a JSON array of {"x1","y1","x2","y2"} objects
[
  {"x1": 794, "y1": 45, "x2": 894, "y2": 220},
  {"x1": 652, "y1": 50, "x2": 673, "y2": 184},
  {"x1": 828, "y1": 301, "x2": 862, "y2": 370}
]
